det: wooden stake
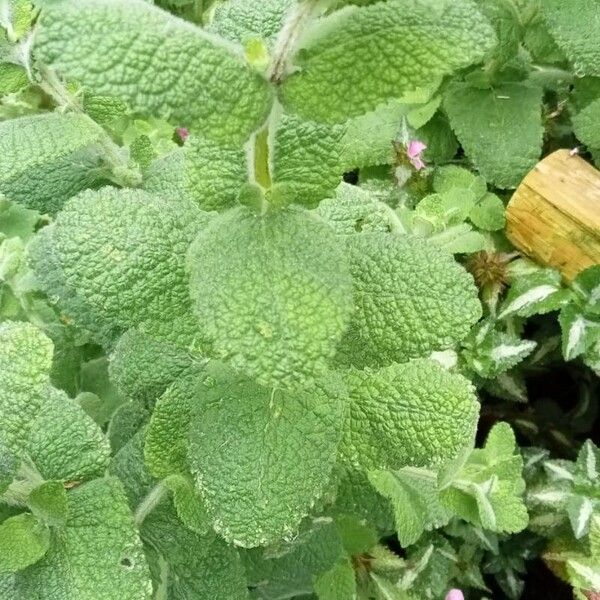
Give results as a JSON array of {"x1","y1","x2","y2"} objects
[{"x1": 506, "y1": 149, "x2": 600, "y2": 281}]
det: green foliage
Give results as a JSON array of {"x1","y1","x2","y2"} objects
[{"x1": 1, "y1": 0, "x2": 599, "y2": 597}]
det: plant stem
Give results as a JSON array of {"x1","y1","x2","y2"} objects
[
  {"x1": 268, "y1": 0, "x2": 321, "y2": 83},
  {"x1": 37, "y1": 66, "x2": 142, "y2": 187},
  {"x1": 134, "y1": 483, "x2": 168, "y2": 527}
]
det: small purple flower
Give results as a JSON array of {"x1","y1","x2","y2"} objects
[
  {"x1": 176, "y1": 127, "x2": 189, "y2": 142},
  {"x1": 445, "y1": 590, "x2": 465, "y2": 600},
  {"x1": 406, "y1": 140, "x2": 427, "y2": 170}
]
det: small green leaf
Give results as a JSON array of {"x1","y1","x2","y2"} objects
[
  {"x1": 469, "y1": 193, "x2": 506, "y2": 231},
  {"x1": 369, "y1": 468, "x2": 451, "y2": 547},
  {"x1": 28, "y1": 481, "x2": 68, "y2": 527},
  {"x1": 314, "y1": 558, "x2": 357, "y2": 600},
  {"x1": 0, "y1": 514, "x2": 50, "y2": 574}
]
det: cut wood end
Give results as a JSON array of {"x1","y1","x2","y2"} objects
[{"x1": 506, "y1": 149, "x2": 600, "y2": 281}]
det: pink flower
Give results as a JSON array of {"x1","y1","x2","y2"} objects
[
  {"x1": 445, "y1": 590, "x2": 465, "y2": 600},
  {"x1": 406, "y1": 140, "x2": 427, "y2": 170},
  {"x1": 176, "y1": 127, "x2": 189, "y2": 142}
]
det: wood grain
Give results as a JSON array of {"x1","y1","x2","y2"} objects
[{"x1": 506, "y1": 149, "x2": 600, "y2": 281}]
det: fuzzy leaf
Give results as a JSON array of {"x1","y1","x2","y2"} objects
[
  {"x1": 341, "y1": 359, "x2": 479, "y2": 471},
  {"x1": 281, "y1": 0, "x2": 495, "y2": 122},
  {"x1": 445, "y1": 83, "x2": 543, "y2": 188},
  {"x1": 189, "y1": 366, "x2": 347, "y2": 547},
  {"x1": 36, "y1": 0, "x2": 272, "y2": 143}
]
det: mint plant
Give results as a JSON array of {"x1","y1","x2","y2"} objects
[{"x1": 1, "y1": 0, "x2": 599, "y2": 598}]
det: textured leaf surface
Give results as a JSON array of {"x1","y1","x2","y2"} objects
[
  {"x1": 145, "y1": 374, "x2": 204, "y2": 479},
  {"x1": 36, "y1": 0, "x2": 273, "y2": 143},
  {"x1": 142, "y1": 505, "x2": 249, "y2": 600},
  {"x1": 0, "y1": 514, "x2": 50, "y2": 574},
  {"x1": 314, "y1": 558, "x2": 357, "y2": 600},
  {"x1": 31, "y1": 187, "x2": 208, "y2": 350},
  {"x1": 337, "y1": 233, "x2": 481, "y2": 368},
  {"x1": 11, "y1": 478, "x2": 152, "y2": 599},
  {"x1": 441, "y1": 423, "x2": 528, "y2": 533},
  {"x1": 0, "y1": 113, "x2": 105, "y2": 213},
  {"x1": 445, "y1": 83, "x2": 544, "y2": 188},
  {"x1": 243, "y1": 519, "x2": 344, "y2": 599},
  {"x1": 270, "y1": 113, "x2": 344, "y2": 207},
  {"x1": 25, "y1": 388, "x2": 111, "y2": 482},
  {"x1": 341, "y1": 359, "x2": 479, "y2": 471},
  {"x1": 144, "y1": 137, "x2": 248, "y2": 211},
  {"x1": 187, "y1": 206, "x2": 353, "y2": 388},
  {"x1": 316, "y1": 183, "x2": 396, "y2": 235},
  {"x1": 542, "y1": 0, "x2": 600, "y2": 76},
  {"x1": 573, "y1": 98, "x2": 600, "y2": 150},
  {"x1": 189, "y1": 367, "x2": 347, "y2": 547},
  {"x1": 0, "y1": 321, "x2": 53, "y2": 453},
  {"x1": 368, "y1": 468, "x2": 451, "y2": 547},
  {"x1": 209, "y1": 0, "x2": 293, "y2": 49},
  {"x1": 280, "y1": 0, "x2": 495, "y2": 122},
  {"x1": 109, "y1": 330, "x2": 196, "y2": 404}
]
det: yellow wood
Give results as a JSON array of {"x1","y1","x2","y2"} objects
[{"x1": 506, "y1": 149, "x2": 600, "y2": 281}]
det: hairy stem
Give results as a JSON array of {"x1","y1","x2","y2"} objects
[
  {"x1": 37, "y1": 66, "x2": 142, "y2": 187},
  {"x1": 268, "y1": 0, "x2": 322, "y2": 84},
  {"x1": 134, "y1": 483, "x2": 168, "y2": 527}
]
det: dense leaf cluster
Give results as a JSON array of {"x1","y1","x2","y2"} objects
[{"x1": 0, "y1": 0, "x2": 599, "y2": 599}]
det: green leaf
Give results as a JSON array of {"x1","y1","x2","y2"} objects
[
  {"x1": 462, "y1": 324, "x2": 537, "y2": 379},
  {"x1": 270, "y1": 112, "x2": 344, "y2": 207},
  {"x1": 208, "y1": 0, "x2": 293, "y2": 51},
  {"x1": 36, "y1": 0, "x2": 273, "y2": 144},
  {"x1": 429, "y1": 223, "x2": 487, "y2": 255},
  {"x1": 145, "y1": 374, "x2": 202, "y2": 479},
  {"x1": 0, "y1": 321, "x2": 53, "y2": 454},
  {"x1": 566, "y1": 495, "x2": 594, "y2": 539},
  {"x1": 474, "y1": 0, "x2": 522, "y2": 64},
  {"x1": 109, "y1": 329, "x2": 197, "y2": 405},
  {"x1": 368, "y1": 468, "x2": 451, "y2": 547},
  {"x1": 575, "y1": 440, "x2": 600, "y2": 484},
  {"x1": 337, "y1": 233, "x2": 482, "y2": 368},
  {"x1": 571, "y1": 265, "x2": 600, "y2": 315},
  {"x1": 541, "y1": 0, "x2": 600, "y2": 76},
  {"x1": 0, "y1": 112, "x2": 106, "y2": 213},
  {"x1": 280, "y1": 0, "x2": 495, "y2": 122},
  {"x1": 559, "y1": 305, "x2": 600, "y2": 362},
  {"x1": 142, "y1": 504, "x2": 249, "y2": 599},
  {"x1": 187, "y1": 205, "x2": 353, "y2": 388},
  {"x1": 316, "y1": 183, "x2": 398, "y2": 235},
  {"x1": 499, "y1": 269, "x2": 568, "y2": 319},
  {"x1": 189, "y1": 366, "x2": 347, "y2": 547},
  {"x1": 445, "y1": 83, "x2": 544, "y2": 188},
  {"x1": 28, "y1": 481, "x2": 68, "y2": 527},
  {"x1": 573, "y1": 97, "x2": 600, "y2": 150},
  {"x1": 469, "y1": 193, "x2": 506, "y2": 231},
  {"x1": 0, "y1": 62, "x2": 28, "y2": 95},
  {"x1": 314, "y1": 558, "x2": 357, "y2": 600},
  {"x1": 144, "y1": 137, "x2": 248, "y2": 211},
  {"x1": 31, "y1": 187, "x2": 209, "y2": 350},
  {"x1": 0, "y1": 514, "x2": 50, "y2": 575},
  {"x1": 25, "y1": 388, "x2": 111, "y2": 482},
  {"x1": 441, "y1": 423, "x2": 529, "y2": 533},
  {"x1": 433, "y1": 165, "x2": 487, "y2": 199},
  {"x1": 339, "y1": 100, "x2": 408, "y2": 169},
  {"x1": 11, "y1": 478, "x2": 152, "y2": 599},
  {"x1": 244, "y1": 519, "x2": 345, "y2": 599},
  {"x1": 341, "y1": 359, "x2": 479, "y2": 471},
  {"x1": 0, "y1": 441, "x2": 18, "y2": 495}
]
